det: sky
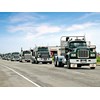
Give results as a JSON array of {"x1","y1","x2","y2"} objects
[{"x1": 0, "y1": 12, "x2": 100, "y2": 53}]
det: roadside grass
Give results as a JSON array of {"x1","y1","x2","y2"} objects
[{"x1": 97, "y1": 56, "x2": 100, "y2": 65}]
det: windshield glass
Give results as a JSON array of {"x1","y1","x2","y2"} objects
[
  {"x1": 38, "y1": 52, "x2": 49, "y2": 58},
  {"x1": 12, "y1": 52, "x2": 19, "y2": 55},
  {"x1": 23, "y1": 51, "x2": 31, "y2": 54},
  {"x1": 38, "y1": 47, "x2": 48, "y2": 51},
  {"x1": 69, "y1": 41, "x2": 87, "y2": 48}
]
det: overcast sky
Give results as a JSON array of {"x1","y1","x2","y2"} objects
[{"x1": 0, "y1": 12, "x2": 100, "y2": 53}]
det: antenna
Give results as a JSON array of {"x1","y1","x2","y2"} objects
[
  {"x1": 21, "y1": 47, "x2": 23, "y2": 52},
  {"x1": 84, "y1": 33, "x2": 86, "y2": 40}
]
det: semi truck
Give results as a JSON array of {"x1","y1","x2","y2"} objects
[
  {"x1": 11, "y1": 52, "x2": 20, "y2": 61},
  {"x1": 31, "y1": 46, "x2": 52, "y2": 64},
  {"x1": 20, "y1": 50, "x2": 32, "y2": 62},
  {"x1": 54, "y1": 36, "x2": 96, "y2": 69}
]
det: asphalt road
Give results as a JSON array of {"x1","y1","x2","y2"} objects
[{"x1": 0, "y1": 59, "x2": 100, "y2": 87}]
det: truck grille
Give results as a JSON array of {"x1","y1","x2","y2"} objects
[
  {"x1": 41, "y1": 54, "x2": 48, "y2": 58},
  {"x1": 24, "y1": 54, "x2": 31, "y2": 59},
  {"x1": 78, "y1": 49, "x2": 89, "y2": 58}
]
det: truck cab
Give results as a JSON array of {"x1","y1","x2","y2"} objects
[
  {"x1": 32, "y1": 47, "x2": 52, "y2": 64},
  {"x1": 20, "y1": 50, "x2": 32, "y2": 62},
  {"x1": 54, "y1": 36, "x2": 96, "y2": 69},
  {"x1": 11, "y1": 52, "x2": 20, "y2": 61}
]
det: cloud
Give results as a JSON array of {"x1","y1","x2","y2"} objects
[
  {"x1": 78, "y1": 12, "x2": 100, "y2": 20},
  {"x1": 8, "y1": 22, "x2": 62, "y2": 39},
  {"x1": 36, "y1": 25, "x2": 61, "y2": 34},
  {"x1": 8, "y1": 21, "x2": 97, "y2": 43},
  {"x1": 23, "y1": 25, "x2": 62, "y2": 42},
  {"x1": 8, "y1": 23, "x2": 35, "y2": 33},
  {"x1": 8, "y1": 13, "x2": 45, "y2": 23},
  {"x1": 65, "y1": 22, "x2": 96, "y2": 31},
  {"x1": 24, "y1": 32, "x2": 34, "y2": 41}
]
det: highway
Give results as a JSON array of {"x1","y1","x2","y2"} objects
[{"x1": 0, "y1": 59, "x2": 100, "y2": 87}]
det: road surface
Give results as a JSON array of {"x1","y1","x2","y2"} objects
[{"x1": 0, "y1": 59, "x2": 100, "y2": 87}]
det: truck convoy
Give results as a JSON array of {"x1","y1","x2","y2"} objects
[
  {"x1": 20, "y1": 50, "x2": 32, "y2": 62},
  {"x1": 31, "y1": 46, "x2": 52, "y2": 64},
  {"x1": 54, "y1": 36, "x2": 96, "y2": 69}
]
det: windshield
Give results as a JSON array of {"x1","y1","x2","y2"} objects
[
  {"x1": 38, "y1": 52, "x2": 49, "y2": 58},
  {"x1": 12, "y1": 52, "x2": 19, "y2": 55},
  {"x1": 38, "y1": 47, "x2": 48, "y2": 51},
  {"x1": 69, "y1": 41, "x2": 87, "y2": 48},
  {"x1": 23, "y1": 51, "x2": 31, "y2": 54}
]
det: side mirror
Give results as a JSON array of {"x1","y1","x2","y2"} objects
[
  {"x1": 65, "y1": 47, "x2": 72, "y2": 52},
  {"x1": 66, "y1": 37, "x2": 69, "y2": 41}
]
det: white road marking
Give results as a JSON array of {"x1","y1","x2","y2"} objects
[
  {"x1": 1, "y1": 64, "x2": 41, "y2": 87},
  {"x1": 65, "y1": 69, "x2": 85, "y2": 75},
  {"x1": 72, "y1": 71, "x2": 85, "y2": 75}
]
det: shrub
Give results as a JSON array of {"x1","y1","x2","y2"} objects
[{"x1": 97, "y1": 57, "x2": 100, "y2": 62}]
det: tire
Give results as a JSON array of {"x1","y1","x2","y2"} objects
[
  {"x1": 90, "y1": 67, "x2": 95, "y2": 69},
  {"x1": 36, "y1": 60, "x2": 39, "y2": 64},
  {"x1": 57, "y1": 60, "x2": 64, "y2": 67},
  {"x1": 34, "y1": 58, "x2": 38, "y2": 64},
  {"x1": 54, "y1": 61, "x2": 57, "y2": 67},
  {"x1": 49, "y1": 62, "x2": 52, "y2": 64},
  {"x1": 19, "y1": 60, "x2": 22, "y2": 62},
  {"x1": 67, "y1": 61, "x2": 71, "y2": 69},
  {"x1": 57, "y1": 60, "x2": 60, "y2": 67},
  {"x1": 60, "y1": 63, "x2": 64, "y2": 67},
  {"x1": 77, "y1": 64, "x2": 81, "y2": 68},
  {"x1": 42, "y1": 62, "x2": 47, "y2": 64},
  {"x1": 32, "y1": 61, "x2": 35, "y2": 64}
]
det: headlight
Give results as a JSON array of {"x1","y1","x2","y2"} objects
[
  {"x1": 38, "y1": 54, "x2": 41, "y2": 57},
  {"x1": 90, "y1": 54, "x2": 95, "y2": 57},
  {"x1": 37, "y1": 58, "x2": 41, "y2": 60},
  {"x1": 71, "y1": 54, "x2": 76, "y2": 57}
]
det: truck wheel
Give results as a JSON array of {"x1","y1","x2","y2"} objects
[
  {"x1": 54, "y1": 61, "x2": 57, "y2": 67},
  {"x1": 60, "y1": 63, "x2": 64, "y2": 67},
  {"x1": 67, "y1": 62, "x2": 71, "y2": 69},
  {"x1": 57, "y1": 61, "x2": 64, "y2": 67},
  {"x1": 57, "y1": 60, "x2": 60, "y2": 67},
  {"x1": 32, "y1": 61, "x2": 35, "y2": 64},
  {"x1": 42, "y1": 62, "x2": 47, "y2": 64},
  {"x1": 90, "y1": 67, "x2": 95, "y2": 69},
  {"x1": 36, "y1": 60, "x2": 39, "y2": 64},
  {"x1": 77, "y1": 64, "x2": 81, "y2": 68},
  {"x1": 20, "y1": 60, "x2": 22, "y2": 62},
  {"x1": 49, "y1": 62, "x2": 52, "y2": 64}
]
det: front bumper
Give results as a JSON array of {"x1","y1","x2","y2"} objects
[
  {"x1": 37, "y1": 58, "x2": 52, "y2": 63},
  {"x1": 70, "y1": 59, "x2": 96, "y2": 64},
  {"x1": 69, "y1": 59, "x2": 96, "y2": 68}
]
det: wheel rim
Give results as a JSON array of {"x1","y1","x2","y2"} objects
[{"x1": 57, "y1": 61, "x2": 59, "y2": 66}]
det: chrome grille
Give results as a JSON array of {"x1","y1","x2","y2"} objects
[
  {"x1": 41, "y1": 54, "x2": 49, "y2": 58},
  {"x1": 78, "y1": 49, "x2": 89, "y2": 58}
]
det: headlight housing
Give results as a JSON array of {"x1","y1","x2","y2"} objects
[
  {"x1": 90, "y1": 53, "x2": 95, "y2": 57},
  {"x1": 71, "y1": 53, "x2": 76, "y2": 57}
]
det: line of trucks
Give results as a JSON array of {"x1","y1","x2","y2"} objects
[
  {"x1": 1, "y1": 35, "x2": 97, "y2": 69},
  {"x1": 1, "y1": 47, "x2": 52, "y2": 64}
]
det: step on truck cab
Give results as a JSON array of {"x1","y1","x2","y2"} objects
[{"x1": 54, "y1": 36, "x2": 96, "y2": 69}]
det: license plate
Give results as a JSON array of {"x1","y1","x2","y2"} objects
[{"x1": 81, "y1": 59, "x2": 87, "y2": 63}]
